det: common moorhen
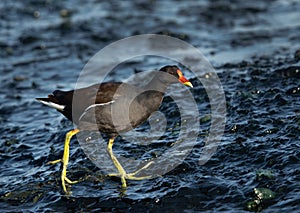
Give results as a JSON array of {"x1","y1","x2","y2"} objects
[{"x1": 37, "y1": 65, "x2": 193, "y2": 193}]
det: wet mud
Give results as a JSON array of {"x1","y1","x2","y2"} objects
[{"x1": 1, "y1": 0, "x2": 299, "y2": 212}]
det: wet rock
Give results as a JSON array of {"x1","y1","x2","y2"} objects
[
  {"x1": 60, "y1": 9, "x2": 72, "y2": 18},
  {"x1": 19, "y1": 35, "x2": 39, "y2": 44},
  {"x1": 33, "y1": 11, "x2": 40, "y2": 18},
  {"x1": 275, "y1": 66, "x2": 300, "y2": 78},
  {"x1": 13, "y1": 75, "x2": 28, "y2": 82},
  {"x1": 5, "y1": 47, "x2": 13, "y2": 55},
  {"x1": 294, "y1": 49, "x2": 300, "y2": 61},
  {"x1": 254, "y1": 188, "x2": 276, "y2": 200},
  {"x1": 286, "y1": 86, "x2": 300, "y2": 96},
  {"x1": 245, "y1": 188, "x2": 276, "y2": 212},
  {"x1": 256, "y1": 169, "x2": 275, "y2": 180}
]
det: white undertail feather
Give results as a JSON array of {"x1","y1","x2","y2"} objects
[{"x1": 37, "y1": 100, "x2": 65, "y2": 111}]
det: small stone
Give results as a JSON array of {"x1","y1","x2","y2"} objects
[
  {"x1": 33, "y1": 11, "x2": 40, "y2": 18},
  {"x1": 60, "y1": 9, "x2": 71, "y2": 18},
  {"x1": 200, "y1": 114, "x2": 211, "y2": 123},
  {"x1": 256, "y1": 169, "x2": 274, "y2": 179},
  {"x1": 254, "y1": 188, "x2": 276, "y2": 200},
  {"x1": 13, "y1": 75, "x2": 27, "y2": 82},
  {"x1": 6, "y1": 47, "x2": 13, "y2": 55}
]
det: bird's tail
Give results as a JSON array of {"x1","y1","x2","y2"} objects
[{"x1": 36, "y1": 95, "x2": 66, "y2": 111}]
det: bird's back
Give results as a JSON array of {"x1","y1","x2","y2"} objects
[
  {"x1": 77, "y1": 84, "x2": 165, "y2": 136},
  {"x1": 37, "y1": 82, "x2": 122, "y2": 124},
  {"x1": 37, "y1": 82, "x2": 165, "y2": 137}
]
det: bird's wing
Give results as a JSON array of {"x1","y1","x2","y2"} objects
[{"x1": 78, "y1": 100, "x2": 115, "y2": 122}]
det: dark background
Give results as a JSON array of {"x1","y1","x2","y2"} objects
[{"x1": 0, "y1": 0, "x2": 299, "y2": 212}]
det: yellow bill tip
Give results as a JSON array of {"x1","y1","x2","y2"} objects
[{"x1": 183, "y1": 81, "x2": 193, "y2": 88}]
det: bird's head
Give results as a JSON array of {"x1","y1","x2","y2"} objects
[{"x1": 159, "y1": 65, "x2": 193, "y2": 88}]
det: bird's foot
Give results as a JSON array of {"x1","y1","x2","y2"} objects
[
  {"x1": 127, "y1": 160, "x2": 154, "y2": 177},
  {"x1": 108, "y1": 161, "x2": 154, "y2": 187},
  {"x1": 47, "y1": 159, "x2": 79, "y2": 194},
  {"x1": 46, "y1": 129, "x2": 80, "y2": 194},
  {"x1": 47, "y1": 159, "x2": 62, "y2": 165},
  {"x1": 61, "y1": 171, "x2": 80, "y2": 194}
]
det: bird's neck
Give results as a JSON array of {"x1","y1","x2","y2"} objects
[
  {"x1": 137, "y1": 75, "x2": 169, "y2": 112},
  {"x1": 144, "y1": 74, "x2": 169, "y2": 93}
]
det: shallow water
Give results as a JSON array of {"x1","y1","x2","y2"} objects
[{"x1": 1, "y1": 0, "x2": 300, "y2": 212}]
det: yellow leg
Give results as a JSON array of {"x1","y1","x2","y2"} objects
[
  {"x1": 48, "y1": 129, "x2": 80, "y2": 194},
  {"x1": 107, "y1": 137, "x2": 153, "y2": 188},
  {"x1": 107, "y1": 137, "x2": 127, "y2": 187}
]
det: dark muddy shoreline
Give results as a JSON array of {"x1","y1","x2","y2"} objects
[{"x1": 1, "y1": 0, "x2": 299, "y2": 212}]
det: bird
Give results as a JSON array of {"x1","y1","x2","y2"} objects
[{"x1": 36, "y1": 65, "x2": 193, "y2": 193}]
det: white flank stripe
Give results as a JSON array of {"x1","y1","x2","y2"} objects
[
  {"x1": 83, "y1": 100, "x2": 115, "y2": 112},
  {"x1": 79, "y1": 100, "x2": 115, "y2": 121},
  {"x1": 38, "y1": 100, "x2": 65, "y2": 111}
]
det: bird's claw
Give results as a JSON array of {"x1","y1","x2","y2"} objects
[
  {"x1": 47, "y1": 159, "x2": 62, "y2": 165},
  {"x1": 107, "y1": 161, "x2": 154, "y2": 187},
  {"x1": 47, "y1": 158, "x2": 79, "y2": 193}
]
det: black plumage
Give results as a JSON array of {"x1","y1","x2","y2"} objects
[{"x1": 36, "y1": 65, "x2": 193, "y2": 193}]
